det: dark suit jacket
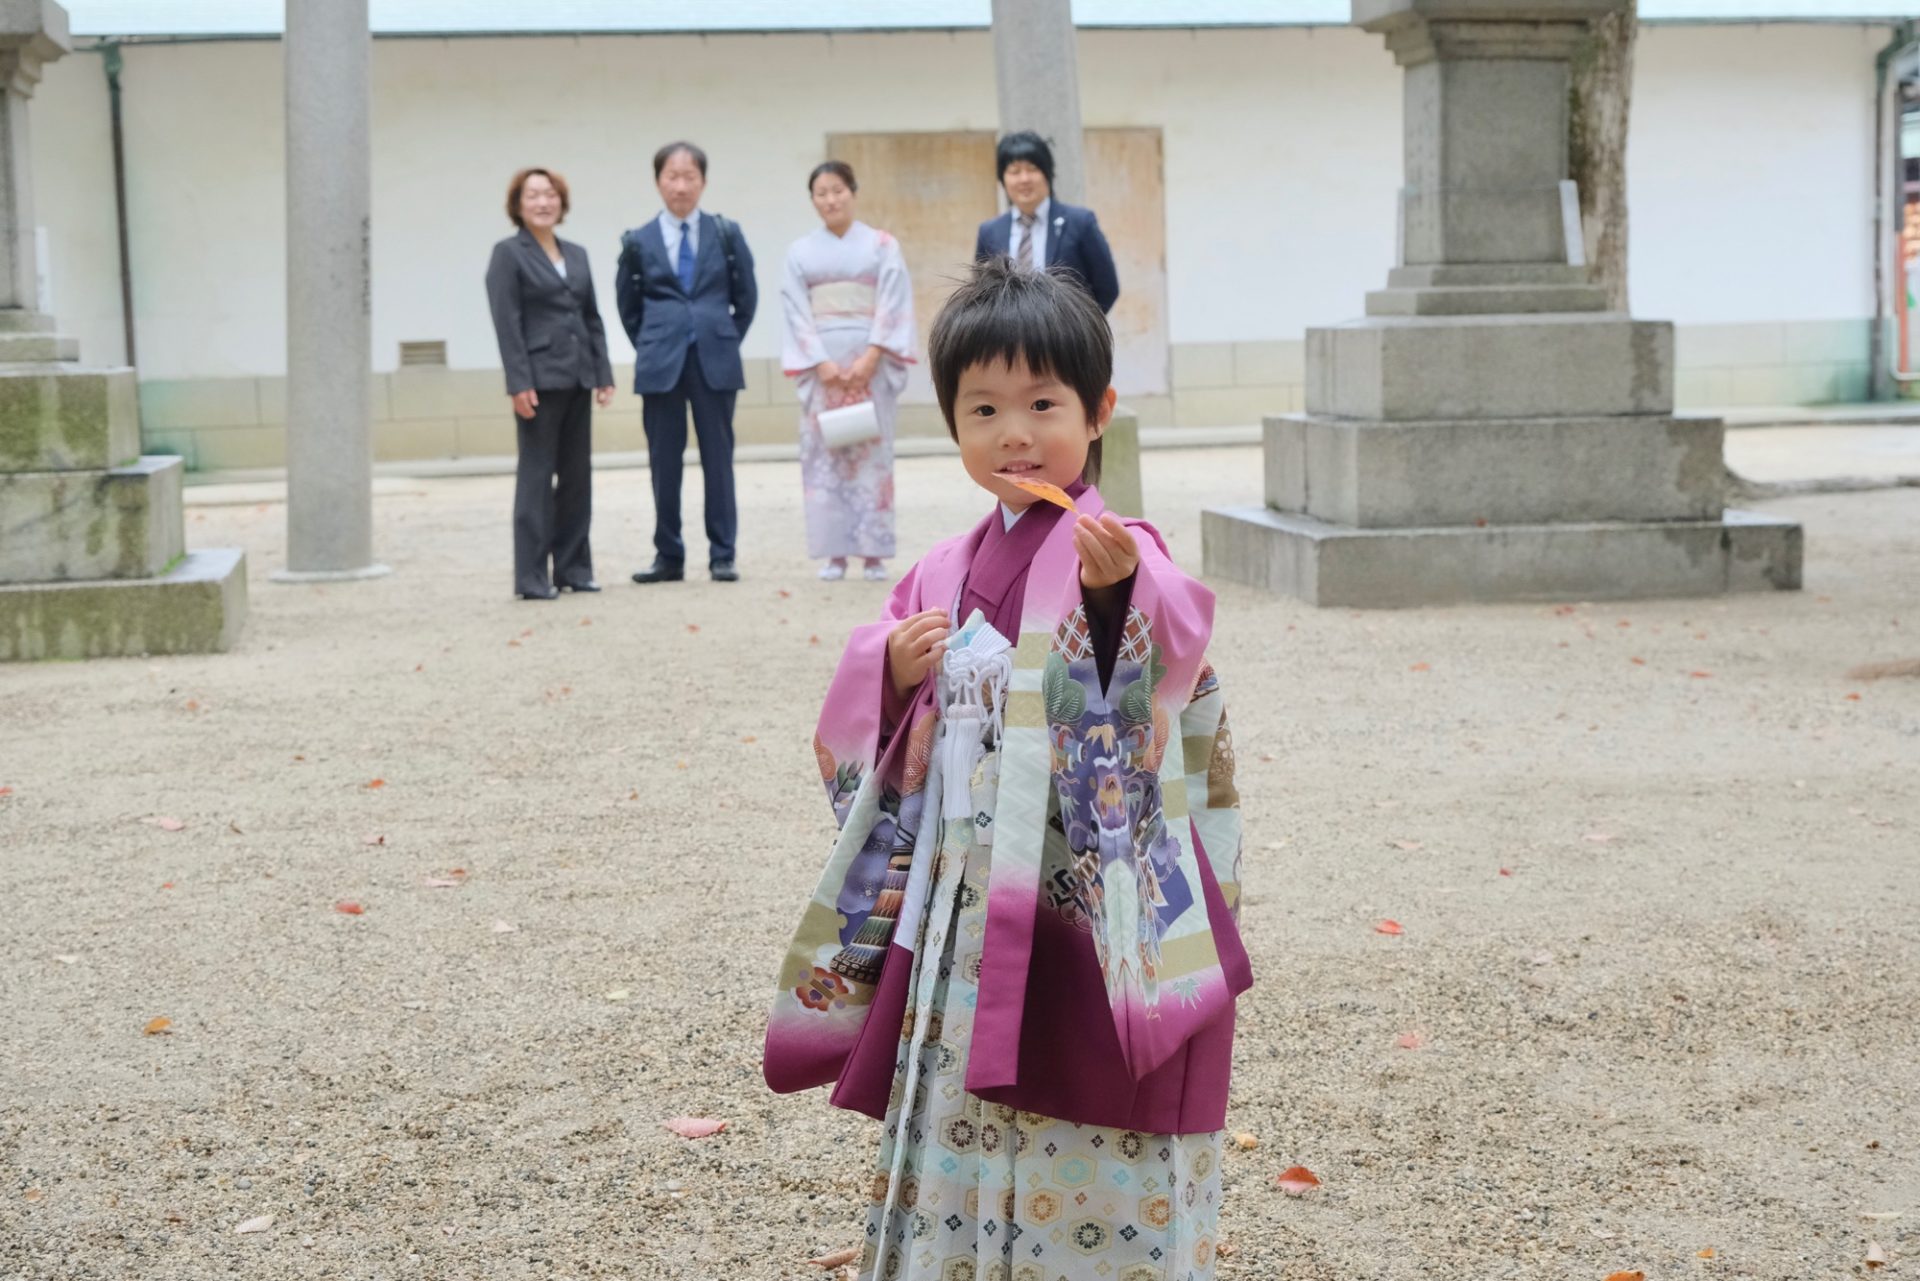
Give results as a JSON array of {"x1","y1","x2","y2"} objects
[
  {"x1": 974, "y1": 199, "x2": 1120, "y2": 315},
  {"x1": 614, "y1": 212, "x2": 758, "y2": 395},
  {"x1": 485, "y1": 229, "x2": 614, "y2": 395}
]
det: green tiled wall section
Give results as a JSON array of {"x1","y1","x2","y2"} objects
[{"x1": 137, "y1": 319, "x2": 1874, "y2": 471}]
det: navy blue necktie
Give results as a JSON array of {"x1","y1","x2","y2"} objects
[{"x1": 676, "y1": 221, "x2": 695, "y2": 293}]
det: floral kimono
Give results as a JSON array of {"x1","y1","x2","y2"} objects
[
  {"x1": 766, "y1": 487, "x2": 1252, "y2": 1281},
  {"x1": 780, "y1": 221, "x2": 916, "y2": 561}
]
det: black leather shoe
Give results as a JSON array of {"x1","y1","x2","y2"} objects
[
  {"x1": 517, "y1": 587, "x2": 558, "y2": 601},
  {"x1": 558, "y1": 581, "x2": 601, "y2": 593},
  {"x1": 631, "y1": 561, "x2": 685, "y2": 584},
  {"x1": 710, "y1": 562, "x2": 740, "y2": 583}
]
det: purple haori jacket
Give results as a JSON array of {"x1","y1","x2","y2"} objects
[{"x1": 764, "y1": 484, "x2": 1252, "y2": 1134}]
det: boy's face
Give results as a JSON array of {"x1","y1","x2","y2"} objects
[{"x1": 952, "y1": 358, "x2": 1116, "y2": 511}]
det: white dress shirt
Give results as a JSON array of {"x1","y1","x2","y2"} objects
[
  {"x1": 1010, "y1": 197, "x2": 1051, "y2": 270},
  {"x1": 658, "y1": 208, "x2": 702, "y2": 263}
]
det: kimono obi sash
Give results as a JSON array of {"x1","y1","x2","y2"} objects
[{"x1": 809, "y1": 279, "x2": 877, "y2": 320}]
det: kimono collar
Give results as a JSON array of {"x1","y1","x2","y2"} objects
[{"x1": 969, "y1": 480, "x2": 1086, "y2": 608}]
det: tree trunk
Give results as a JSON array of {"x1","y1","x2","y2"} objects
[{"x1": 1569, "y1": 2, "x2": 1638, "y2": 312}]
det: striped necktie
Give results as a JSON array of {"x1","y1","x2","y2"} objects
[{"x1": 1016, "y1": 211, "x2": 1037, "y2": 270}]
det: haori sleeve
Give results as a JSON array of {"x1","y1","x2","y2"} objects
[
  {"x1": 869, "y1": 232, "x2": 917, "y2": 365},
  {"x1": 812, "y1": 560, "x2": 925, "y2": 826},
  {"x1": 780, "y1": 246, "x2": 829, "y2": 375}
]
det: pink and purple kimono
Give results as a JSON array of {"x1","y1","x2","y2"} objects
[{"x1": 766, "y1": 485, "x2": 1251, "y2": 1281}]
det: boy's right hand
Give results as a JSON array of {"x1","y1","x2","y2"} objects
[{"x1": 887, "y1": 608, "x2": 950, "y2": 702}]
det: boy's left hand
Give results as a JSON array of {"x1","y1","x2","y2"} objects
[{"x1": 1075, "y1": 513, "x2": 1139, "y2": 591}]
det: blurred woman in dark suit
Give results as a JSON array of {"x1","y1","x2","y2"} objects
[{"x1": 486, "y1": 167, "x2": 615, "y2": 600}]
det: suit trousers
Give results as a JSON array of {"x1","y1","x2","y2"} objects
[
  {"x1": 642, "y1": 350, "x2": 738, "y2": 566},
  {"x1": 512, "y1": 386, "x2": 594, "y2": 595}
]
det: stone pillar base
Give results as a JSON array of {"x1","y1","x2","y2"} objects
[
  {"x1": 1101, "y1": 406, "x2": 1143, "y2": 518},
  {"x1": 1201, "y1": 505, "x2": 1802, "y2": 608},
  {"x1": 0, "y1": 547, "x2": 249, "y2": 660}
]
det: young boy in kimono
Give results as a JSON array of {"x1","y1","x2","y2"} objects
[{"x1": 766, "y1": 258, "x2": 1250, "y2": 1281}]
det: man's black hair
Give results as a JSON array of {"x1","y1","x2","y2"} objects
[
  {"x1": 653, "y1": 141, "x2": 709, "y2": 179},
  {"x1": 995, "y1": 131, "x2": 1056, "y2": 188},
  {"x1": 928, "y1": 257, "x2": 1111, "y2": 485}
]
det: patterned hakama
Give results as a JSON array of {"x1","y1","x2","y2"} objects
[{"x1": 860, "y1": 736, "x2": 1223, "y2": 1281}]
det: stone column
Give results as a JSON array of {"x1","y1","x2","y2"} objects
[
  {"x1": 0, "y1": 1, "x2": 64, "y2": 319},
  {"x1": 990, "y1": 0, "x2": 1086, "y2": 204},
  {"x1": 1201, "y1": 0, "x2": 1801, "y2": 607},
  {"x1": 0, "y1": 0, "x2": 246, "y2": 660},
  {"x1": 276, "y1": 0, "x2": 386, "y2": 581}
]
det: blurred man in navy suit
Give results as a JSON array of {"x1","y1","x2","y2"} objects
[{"x1": 973, "y1": 131, "x2": 1118, "y2": 315}]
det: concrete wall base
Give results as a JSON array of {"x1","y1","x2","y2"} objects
[
  {"x1": 1101, "y1": 407, "x2": 1143, "y2": 518},
  {"x1": 0, "y1": 546, "x2": 248, "y2": 660},
  {"x1": 1200, "y1": 505, "x2": 1801, "y2": 607}
]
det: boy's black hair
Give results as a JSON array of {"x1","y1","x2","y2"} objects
[
  {"x1": 995, "y1": 131, "x2": 1056, "y2": 188},
  {"x1": 928, "y1": 257, "x2": 1112, "y2": 485}
]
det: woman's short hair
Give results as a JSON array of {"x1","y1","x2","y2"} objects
[
  {"x1": 505, "y1": 167, "x2": 569, "y2": 228},
  {"x1": 808, "y1": 160, "x2": 858, "y2": 194},
  {"x1": 654, "y1": 141, "x2": 709, "y2": 179},
  {"x1": 928, "y1": 257, "x2": 1111, "y2": 485},
  {"x1": 995, "y1": 131, "x2": 1056, "y2": 187}
]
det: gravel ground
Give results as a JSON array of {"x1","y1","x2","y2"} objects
[{"x1": 2, "y1": 445, "x2": 1916, "y2": 1281}]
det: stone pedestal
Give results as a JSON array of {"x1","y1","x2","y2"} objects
[
  {"x1": 0, "y1": 1, "x2": 246, "y2": 660},
  {"x1": 1203, "y1": 0, "x2": 1800, "y2": 606}
]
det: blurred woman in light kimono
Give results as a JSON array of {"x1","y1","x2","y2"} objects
[{"x1": 781, "y1": 161, "x2": 916, "y2": 582}]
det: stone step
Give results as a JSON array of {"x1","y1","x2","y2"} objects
[
  {"x1": 1365, "y1": 283, "x2": 1609, "y2": 316},
  {"x1": 0, "y1": 364, "x2": 140, "y2": 471},
  {"x1": 1262, "y1": 412, "x2": 1726, "y2": 528},
  {"x1": 1305, "y1": 314, "x2": 1674, "y2": 421},
  {"x1": 0, "y1": 332, "x2": 79, "y2": 361},
  {"x1": 0, "y1": 546, "x2": 248, "y2": 660},
  {"x1": 0, "y1": 455, "x2": 185, "y2": 583},
  {"x1": 0, "y1": 309, "x2": 57, "y2": 333},
  {"x1": 1200, "y1": 505, "x2": 1802, "y2": 608}
]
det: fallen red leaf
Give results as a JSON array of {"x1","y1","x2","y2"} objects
[
  {"x1": 1689, "y1": 670, "x2": 1713, "y2": 679},
  {"x1": 150, "y1": 817, "x2": 186, "y2": 832},
  {"x1": 160, "y1": 882, "x2": 174, "y2": 890},
  {"x1": 663, "y1": 1116, "x2": 727, "y2": 1139},
  {"x1": 1845, "y1": 692, "x2": 1862, "y2": 702},
  {"x1": 143, "y1": 1017, "x2": 172, "y2": 1036},
  {"x1": 1374, "y1": 919, "x2": 1404, "y2": 936},
  {"x1": 741, "y1": 735, "x2": 758, "y2": 744},
  {"x1": 808, "y1": 635, "x2": 821, "y2": 646},
  {"x1": 1629, "y1": 657, "x2": 1646, "y2": 666},
  {"x1": 1498, "y1": 867, "x2": 1512, "y2": 877},
  {"x1": 807, "y1": 1246, "x2": 859, "y2": 1269},
  {"x1": 778, "y1": 588, "x2": 792, "y2": 599},
  {"x1": 1604, "y1": 1273, "x2": 1645, "y2": 1281},
  {"x1": 0, "y1": 786, "x2": 12, "y2": 798},
  {"x1": 334, "y1": 901, "x2": 365, "y2": 915},
  {"x1": 1388, "y1": 839, "x2": 1423, "y2": 852},
  {"x1": 579, "y1": 617, "x2": 592, "y2": 626},
  {"x1": 1408, "y1": 662, "x2": 1430, "y2": 673},
  {"x1": 364, "y1": 779, "x2": 386, "y2": 790},
  {"x1": 686, "y1": 624, "x2": 700, "y2": 633},
  {"x1": 1697, "y1": 1248, "x2": 1716, "y2": 1259},
  {"x1": 1395, "y1": 1032, "x2": 1425, "y2": 1050},
  {"x1": 363, "y1": 834, "x2": 386, "y2": 846},
  {"x1": 1275, "y1": 1165, "x2": 1320, "y2": 1195}
]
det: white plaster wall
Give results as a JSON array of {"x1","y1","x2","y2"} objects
[
  {"x1": 1629, "y1": 23, "x2": 1880, "y2": 324},
  {"x1": 27, "y1": 23, "x2": 1885, "y2": 383},
  {"x1": 32, "y1": 48, "x2": 125, "y2": 366}
]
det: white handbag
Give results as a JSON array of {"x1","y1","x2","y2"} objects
[{"x1": 817, "y1": 401, "x2": 881, "y2": 450}]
